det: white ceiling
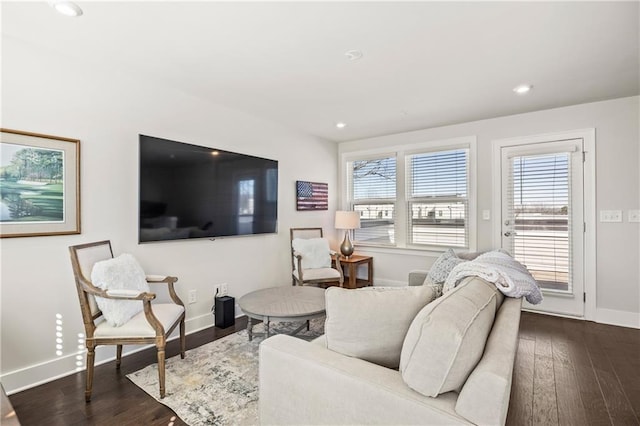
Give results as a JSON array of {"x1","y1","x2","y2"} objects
[{"x1": 2, "y1": 1, "x2": 639, "y2": 142}]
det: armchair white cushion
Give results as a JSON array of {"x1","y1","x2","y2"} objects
[
  {"x1": 292, "y1": 267, "x2": 341, "y2": 281},
  {"x1": 94, "y1": 303, "x2": 185, "y2": 338},
  {"x1": 292, "y1": 237, "x2": 332, "y2": 270},
  {"x1": 91, "y1": 253, "x2": 150, "y2": 327}
]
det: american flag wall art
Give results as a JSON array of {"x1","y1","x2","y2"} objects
[{"x1": 296, "y1": 181, "x2": 328, "y2": 211}]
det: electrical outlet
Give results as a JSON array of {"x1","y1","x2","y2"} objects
[
  {"x1": 188, "y1": 289, "x2": 197, "y2": 304},
  {"x1": 220, "y1": 283, "x2": 228, "y2": 296},
  {"x1": 600, "y1": 210, "x2": 623, "y2": 222},
  {"x1": 213, "y1": 284, "x2": 221, "y2": 298},
  {"x1": 629, "y1": 210, "x2": 640, "y2": 223}
]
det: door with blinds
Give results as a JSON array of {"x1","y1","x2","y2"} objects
[{"x1": 500, "y1": 139, "x2": 585, "y2": 317}]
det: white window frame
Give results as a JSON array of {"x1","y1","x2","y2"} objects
[{"x1": 340, "y1": 136, "x2": 477, "y2": 254}]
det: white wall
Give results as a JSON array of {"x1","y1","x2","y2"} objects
[
  {"x1": 0, "y1": 37, "x2": 338, "y2": 392},
  {"x1": 340, "y1": 96, "x2": 640, "y2": 326}
]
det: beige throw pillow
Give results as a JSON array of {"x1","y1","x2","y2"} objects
[
  {"x1": 324, "y1": 286, "x2": 437, "y2": 369},
  {"x1": 400, "y1": 277, "x2": 501, "y2": 397}
]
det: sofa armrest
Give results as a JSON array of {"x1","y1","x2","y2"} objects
[
  {"x1": 455, "y1": 297, "x2": 522, "y2": 426},
  {"x1": 259, "y1": 335, "x2": 470, "y2": 425},
  {"x1": 408, "y1": 269, "x2": 429, "y2": 286}
]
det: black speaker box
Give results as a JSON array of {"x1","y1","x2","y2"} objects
[{"x1": 215, "y1": 296, "x2": 235, "y2": 328}]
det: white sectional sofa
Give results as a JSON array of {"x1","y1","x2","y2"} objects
[{"x1": 259, "y1": 273, "x2": 522, "y2": 425}]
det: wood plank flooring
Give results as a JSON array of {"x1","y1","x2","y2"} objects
[
  {"x1": 8, "y1": 318, "x2": 248, "y2": 426},
  {"x1": 507, "y1": 313, "x2": 640, "y2": 426},
  {"x1": 8, "y1": 313, "x2": 640, "y2": 425}
]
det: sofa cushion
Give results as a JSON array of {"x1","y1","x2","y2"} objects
[
  {"x1": 325, "y1": 286, "x2": 437, "y2": 369},
  {"x1": 399, "y1": 277, "x2": 500, "y2": 397}
]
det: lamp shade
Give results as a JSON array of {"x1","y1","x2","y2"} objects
[{"x1": 335, "y1": 211, "x2": 361, "y2": 230}]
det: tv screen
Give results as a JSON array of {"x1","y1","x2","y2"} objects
[{"x1": 139, "y1": 135, "x2": 278, "y2": 243}]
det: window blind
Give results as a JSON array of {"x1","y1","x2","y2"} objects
[
  {"x1": 407, "y1": 149, "x2": 468, "y2": 248},
  {"x1": 507, "y1": 152, "x2": 571, "y2": 292},
  {"x1": 350, "y1": 157, "x2": 396, "y2": 245}
]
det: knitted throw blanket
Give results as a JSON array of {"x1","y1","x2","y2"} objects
[{"x1": 443, "y1": 250, "x2": 543, "y2": 304}]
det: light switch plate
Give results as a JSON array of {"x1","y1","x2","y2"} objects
[
  {"x1": 600, "y1": 210, "x2": 623, "y2": 222},
  {"x1": 629, "y1": 210, "x2": 640, "y2": 223},
  {"x1": 482, "y1": 210, "x2": 491, "y2": 220}
]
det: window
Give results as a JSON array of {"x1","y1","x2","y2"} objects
[
  {"x1": 343, "y1": 137, "x2": 475, "y2": 251},
  {"x1": 407, "y1": 149, "x2": 469, "y2": 248},
  {"x1": 351, "y1": 156, "x2": 396, "y2": 245}
]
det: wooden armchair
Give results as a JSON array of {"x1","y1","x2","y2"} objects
[
  {"x1": 290, "y1": 228, "x2": 343, "y2": 287},
  {"x1": 68, "y1": 240, "x2": 185, "y2": 402}
]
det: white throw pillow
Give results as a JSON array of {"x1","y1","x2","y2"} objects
[
  {"x1": 324, "y1": 286, "x2": 437, "y2": 369},
  {"x1": 400, "y1": 277, "x2": 500, "y2": 397},
  {"x1": 292, "y1": 238, "x2": 331, "y2": 270},
  {"x1": 91, "y1": 253, "x2": 150, "y2": 327}
]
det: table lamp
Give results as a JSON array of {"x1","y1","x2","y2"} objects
[{"x1": 335, "y1": 211, "x2": 361, "y2": 258}]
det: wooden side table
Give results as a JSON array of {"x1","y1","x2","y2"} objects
[{"x1": 338, "y1": 254, "x2": 373, "y2": 289}]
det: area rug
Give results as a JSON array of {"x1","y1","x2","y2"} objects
[{"x1": 127, "y1": 319, "x2": 324, "y2": 426}]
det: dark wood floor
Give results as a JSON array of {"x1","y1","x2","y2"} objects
[
  {"x1": 8, "y1": 313, "x2": 640, "y2": 425},
  {"x1": 8, "y1": 318, "x2": 248, "y2": 426},
  {"x1": 506, "y1": 313, "x2": 640, "y2": 426}
]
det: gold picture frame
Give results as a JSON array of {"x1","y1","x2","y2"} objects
[{"x1": 1, "y1": 128, "x2": 80, "y2": 237}]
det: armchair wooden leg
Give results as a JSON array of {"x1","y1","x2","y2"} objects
[
  {"x1": 180, "y1": 320, "x2": 186, "y2": 359},
  {"x1": 157, "y1": 347, "x2": 166, "y2": 399},
  {"x1": 116, "y1": 345, "x2": 123, "y2": 369},
  {"x1": 85, "y1": 345, "x2": 95, "y2": 403}
]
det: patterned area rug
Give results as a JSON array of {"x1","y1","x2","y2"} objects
[{"x1": 127, "y1": 318, "x2": 324, "y2": 426}]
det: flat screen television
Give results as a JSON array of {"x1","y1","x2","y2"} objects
[{"x1": 139, "y1": 135, "x2": 278, "y2": 243}]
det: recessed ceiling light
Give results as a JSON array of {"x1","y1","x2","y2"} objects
[
  {"x1": 344, "y1": 50, "x2": 363, "y2": 61},
  {"x1": 49, "y1": 1, "x2": 83, "y2": 17},
  {"x1": 211, "y1": 151, "x2": 220, "y2": 156},
  {"x1": 336, "y1": 122, "x2": 347, "y2": 129},
  {"x1": 513, "y1": 84, "x2": 533, "y2": 95}
]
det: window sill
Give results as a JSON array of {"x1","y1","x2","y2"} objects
[{"x1": 353, "y1": 244, "x2": 445, "y2": 258}]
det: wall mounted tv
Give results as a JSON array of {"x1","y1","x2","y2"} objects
[{"x1": 139, "y1": 135, "x2": 278, "y2": 243}]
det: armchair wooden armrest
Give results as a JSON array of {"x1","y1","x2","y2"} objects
[
  {"x1": 78, "y1": 277, "x2": 157, "y2": 301},
  {"x1": 294, "y1": 253, "x2": 305, "y2": 282},
  {"x1": 146, "y1": 275, "x2": 183, "y2": 306},
  {"x1": 146, "y1": 275, "x2": 176, "y2": 283},
  {"x1": 105, "y1": 289, "x2": 157, "y2": 302}
]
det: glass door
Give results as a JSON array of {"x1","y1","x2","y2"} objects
[{"x1": 501, "y1": 139, "x2": 585, "y2": 317}]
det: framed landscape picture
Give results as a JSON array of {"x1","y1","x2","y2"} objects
[{"x1": 0, "y1": 129, "x2": 80, "y2": 238}]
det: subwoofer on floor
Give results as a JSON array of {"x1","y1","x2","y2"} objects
[{"x1": 214, "y1": 296, "x2": 235, "y2": 329}]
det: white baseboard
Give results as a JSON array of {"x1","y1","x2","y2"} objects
[
  {"x1": 595, "y1": 308, "x2": 640, "y2": 329},
  {"x1": 2, "y1": 312, "x2": 219, "y2": 395}
]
